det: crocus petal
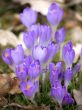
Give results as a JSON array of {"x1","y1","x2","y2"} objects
[
  {"x1": 39, "y1": 25, "x2": 52, "y2": 45},
  {"x1": 47, "y1": 42, "x2": 60, "y2": 60},
  {"x1": 62, "y1": 41, "x2": 75, "y2": 66},
  {"x1": 63, "y1": 93, "x2": 74, "y2": 105},
  {"x1": 23, "y1": 31, "x2": 35, "y2": 49},
  {"x1": 55, "y1": 27, "x2": 66, "y2": 43},
  {"x1": 11, "y1": 45, "x2": 24, "y2": 65},
  {"x1": 20, "y1": 80, "x2": 39, "y2": 99},
  {"x1": 73, "y1": 63, "x2": 80, "y2": 75},
  {"x1": 64, "y1": 68, "x2": 73, "y2": 88},
  {"x1": 33, "y1": 45, "x2": 47, "y2": 63},
  {"x1": 28, "y1": 60, "x2": 41, "y2": 79},
  {"x1": 20, "y1": 7, "x2": 37, "y2": 27},
  {"x1": 47, "y1": 3, "x2": 64, "y2": 25},
  {"x1": 2, "y1": 48, "x2": 13, "y2": 65},
  {"x1": 16, "y1": 63, "x2": 28, "y2": 80},
  {"x1": 51, "y1": 80, "x2": 65, "y2": 104}
]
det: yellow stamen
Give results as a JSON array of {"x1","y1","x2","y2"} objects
[
  {"x1": 4, "y1": 53, "x2": 9, "y2": 58},
  {"x1": 19, "y1": 67, "x2": 23, "y2": 72},
  {"x1": 26, "y1": 85, "x2": 31, "y2": 90}
]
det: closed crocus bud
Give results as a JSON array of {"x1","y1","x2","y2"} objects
[
  {"x1": 16, "y1": 63, "x2": 28, "y2": 80},
  {"x1": 23, "y1": 31, "x2": 35, "y2": 49},
  {"x1": 11, "y1": 45, "x2": 24, "y2": 65},
  {"x1": 49, "y1": 62, "x2": 63, "y2": 85},
  {"x1": 62, "y1": 41, "x2": 75, "y2": 67},
  {"x1": 51, "y1": 80, "x2": 65, "y2": 105},
  {"x1": 50, "y1": 68, "x2": 59, "y2": 85},
  {"x1": 47, "y1": 3, "x2": 64, "y2": 25},
  {"x1": 2, "y1": 48, "x2": 13, "y2": 65},
  {"x1": 20, "y1": 7, "x2": 37, "y2": 27},
  {"x1": 20, "y1": 80, "x2": 39, "y2": 99},
  {"x1": 65, "y1": 68, "x2": 73, "y2": 88},
  {"x1": 47, "y1": 42, "x2": 60, "y2": 60},
  {"x1": 55, "y1": 27, "x2": 66, "y2": 44},
  {"x1": 63, "y1": 93, "x2": 74, "y2": 105},
  {"x1": 28, "y1": 60, "x2": 41, "y2": 79},
  {"x1": 33, "y1": 45, "x2": 47, "y2": 63},
  {"x1": 39, "y1": 25, "x2": 52, "y2": 45},
  {"x1": 73, "y1": 63, "x2": 80, "y2": 75},
  {"x1": 56, "y1": 62, "x2": 63, "y2": 72},
  {"x1": 30, "y1": 24, "x2": 40, "y2": 38}
]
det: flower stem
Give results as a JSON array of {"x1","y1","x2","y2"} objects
[
  {"x1": 42, "y1": 73, "x2": 46, "y2": 92},
  {"x1": 59, "y1": 103, "x2": 63, "y2": 110}
]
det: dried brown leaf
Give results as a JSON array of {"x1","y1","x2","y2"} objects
[
  {"x1": 0, "y1": 74, "x2": 12, "y2": 95},
  {"x1": 9, "y1": 77, "x2": 21, "y2": 94},
  {"x1": 0, "y1": 74, "x2": 21, "y2": 95}
]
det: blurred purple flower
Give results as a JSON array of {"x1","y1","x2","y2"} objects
[
  {"x1": 11, "y1": 45, "x2": 24, "y2": 65},
  {"x1": 73, "y1": 63, "x2": 80, "y2": 75},
  {"x1": 63, "y1": 93, "x2": 74, "y2": 105},
  {"x1": 28, "y1": 60, "x2": 41, "y2": 79},
  {"x1": 49, "y1": 62, "x2": 63, "y2": 85},
  {"x1": 33, "y1": 45, "x2": 47, "y2": 63},
  {"x1": 47, "y1": 3, "x2": 64, "y2": 25},
  {"x1": 55, "y1": 27, "x2": 66, "y2": 44},
  {"x1": 39, "y1": 25, "x2": 52, "y2": 45},
  {"x1": 16, "y1": 63, "x2": 28, "y2": 80},
  {"x1": 62, "y1": 41, "x2": 75, "y2": 67},
  {"x1": 20, "y1": 80, "x2": 39, "y2": 99},
  {"x1": 50, "y1": 69, "x2": 59, "y2": 85},
  {"x1": 64, "y1": 68, "x2": 73, "y2": 88},
  {"x1": 23, "y1": 31, "x2": 35, "y2": 49},
  {"x1": 2, "y1": 48, "x2": 13, "y2": 65},
  {"x1": 24, "y1": 55, "x2": 33, "y2": 68},
  {"x1": 47, "y1": 42, "x2": 60, "y2": 60},
  {"x1": 20, "y1": 7, "x2": 37, "y2": 27},
  {"x1": 51, "y1": 80, "x2": 65, "y2": 104},
  {"x1": 30, "y1": 24, "x2": 40, "y2": 38}
]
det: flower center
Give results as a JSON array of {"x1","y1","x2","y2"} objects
[
  {"x1": 4, "y1": 53, "x2": 9, "y2": 58},
  {"x1": 19, "y1": 67, "x2": 23, "y2": 72},
  {"x1": 26, "y1": 85, "x2": 31, "y2": 90}
]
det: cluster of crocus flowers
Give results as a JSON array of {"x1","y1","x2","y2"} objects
[
  {"x1": 2, "y1": 2, "x2": 80, "y2": 106},
  {"x1": 49, "y1": 62, "x2": 80, "y2": 106}
]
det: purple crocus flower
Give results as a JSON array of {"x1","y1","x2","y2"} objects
[
  {"x1": 24, "y1": 55, "x2": 33, "y2": 68},
  {"x1": 47, "y1": 3, "x2": 64, "y2": 25},
  {"x1": 23, "y1": 31, "x2": 35, "y2": 49},
  {"x1": 63, "y1": 93, "x2": 74, "y2": 105},
  {"x1": 73, "y1": 63, "x2": 80, "y2": 75},
  {"x1": 49, "y1": 62, "x2": 63, "y2": 74},
  {"x1": 49, "y1": 62, "x2": 63, "y2": 85},
  {"x1": 55, "y1": 27, "x2": 66, "y2": 44},
  {"x1": 51, "y1": 80, "x2": 65, "y2": 105},
  {"x1": 62, "y1": 41, "x2": 75, "y2": 67},
  {"x1": 2, "y1": 48, "x2": 13, "y2": 65},
  {"x1": 64, "y1": 68, "x2": 73, "y2": 88},
  {"x1": 16, "y1": 63, "x2": 28, "y2": 80},
  {"x1": 56, "y1": 62, "x2": 63, "y2": 72},
  {"x1": 20, "y1": 7, "x2": 37, "y2": 27},
  {"x1": 28, "y1": 60, "x2": 41, "y2": 79},
  {"x1": 11, "y1": 45, "x2": 24, "y2": 65},
  {"x1": 47, "y1": 42, "x2": 60, "y2": 60},
  {"x1": 39, "y1": 25, "x2": 52, "y2": 45},
  {"x1": 50, "y1": 69, "x2": 59, "y2": 85},
  {"x1": 20, "y1": 80, "x2": 39, "y2": 99},
  {"x1": 33, "y1": 45, "x2": 47, "y2": 63},
  {"x1": 30, "y1": 24, "x2": 40, "y2": 38}
]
